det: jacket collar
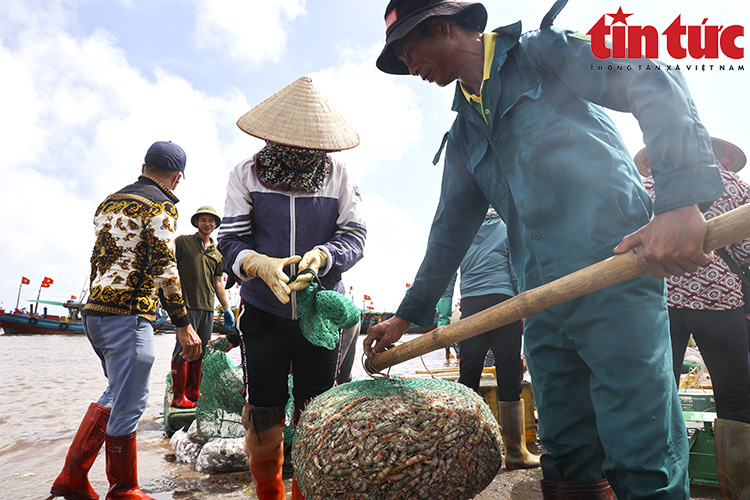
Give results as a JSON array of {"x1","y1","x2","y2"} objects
[
  {"x1": 192, "y1": 232, "x2": 215, "y2": 248},
  {"x1": 139, "y1": 174, "x2": 180, "y2": 203},
  {"x1": 451, "y1": 21, "x2": 523, "y2": 122}
]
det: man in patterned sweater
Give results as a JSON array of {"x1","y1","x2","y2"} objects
[
  {"x1": 637, "y1": 137, "x2": 750, "y2": 498},
  {"x1": 50, "y1": 141, "x2": 202, "y2": 500}
]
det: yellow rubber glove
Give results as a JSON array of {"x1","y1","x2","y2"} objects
[
  {"x1": 289, "y1": 248, "x2": 328, "y2": 291},
  {"x1": 242, "y1": 253, "x2": 302, "y2": 304}
]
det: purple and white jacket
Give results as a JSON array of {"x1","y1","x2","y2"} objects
[{"x1": 217, "y1": 154, "x2": 366, "y2": 319}]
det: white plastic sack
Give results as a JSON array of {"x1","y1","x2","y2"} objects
[{"x1": 195, "y1": 437, "x2": 248, "y2": 474}]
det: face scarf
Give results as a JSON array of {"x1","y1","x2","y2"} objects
[{"x1": 255, "y1": 142, "x2": 331, "y2": 192}]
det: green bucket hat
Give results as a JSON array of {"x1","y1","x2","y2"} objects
[{"x1": 191, "y1": 206, "x2": 222, "y2": 228}]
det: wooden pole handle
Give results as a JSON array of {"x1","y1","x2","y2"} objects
[{"x1": 368, "y1": 203, "x2": 750, "y2": 372}]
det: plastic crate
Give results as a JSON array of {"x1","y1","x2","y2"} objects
[
  {"x1": 679, "y1": 389, "x2": 716, "y2": 413},
  {"x1": 686, "y1": 422, "x2": 718, "y2": 485}
]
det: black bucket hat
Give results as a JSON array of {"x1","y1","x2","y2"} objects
[{"x1": 376, "y1": 0, "x2": 487, "y2": 75}]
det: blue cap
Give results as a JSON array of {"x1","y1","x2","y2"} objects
[{"x1": 144, "y1": 141, "x2": 186, "y2": 176}]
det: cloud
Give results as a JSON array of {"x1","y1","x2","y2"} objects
[
  {"x1": 0, "y1": 1, "x2": 435, "y2": 315},
  {"x1": 0, "y1": 0, "x2": 439, "y2": 314},
  {"x1": 309, "y1": 43, "x2": 426, "y2": 176},
  {"x1": 342, "y1": 194, "x2": 431, "y2": 313},
  {"x1": 0, "y1": 6, "x2": 251, "y2": 309},
  {"x1": 192, "y1": 0, "x2": 306, "y2": 67}
]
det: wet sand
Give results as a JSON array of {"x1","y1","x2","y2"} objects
[{"x1": 0, "y1": 330, "x2": 723, "y2": 499}]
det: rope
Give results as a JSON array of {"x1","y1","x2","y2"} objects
[{"x1": 363, "y1": 352, "x2": 391, "y2": 379}]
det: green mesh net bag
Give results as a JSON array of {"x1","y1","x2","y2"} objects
[
  {"x1": 292, "y1": 377, "x2": 503, "y2": 500},
  {"x1": 293, "y1": 270, "x2": 360, "y2": 350},
  {"x1": 195, "y1": 339, "x2": 246, "y2": 439},
  {"x1": 195, "y1": 340, "x2": 297, "y2": 442}
]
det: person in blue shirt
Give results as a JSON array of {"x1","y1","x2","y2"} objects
[
  {"x1": 364, "y1": 1, "x2": 725, "y2": 498},
  {"x1": 450, "y1": 207, "x2": 541, "y2": 470}
]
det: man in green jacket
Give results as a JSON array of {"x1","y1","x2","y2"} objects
[{"x1": 364, "y1": 1, "x2": 725, "y2": 498}]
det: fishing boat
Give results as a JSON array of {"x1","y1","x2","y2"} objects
[
  {"x1": 212, "y1": 320, "x2": 236, "y2": 335},
  {"x1": 0, "y1": 300, "x2": 84, "y2": 334}
]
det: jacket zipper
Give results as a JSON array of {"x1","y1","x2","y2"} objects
[{"x1": 289, "y1": 192, "x2": 298, "y2": 318}]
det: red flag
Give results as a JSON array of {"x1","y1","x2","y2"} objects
[
  {"x1": 71, "y1": 295, "x2": 77, "y2": 300},
  {"x1": 367, "y1": 306, "x2": 375, "y2": 310},
  {"x1": 42, "y1": 277, "x2": 54, "y2": 285},
  {"x1": 405, "y1": 283, "x2": 411, "y2": 288},
  {"x1": 41, "y1": 282, "x2": 51, "y2": 288},
  {"x1": 363, "y1": 294, "x2": 372, "y2": 301},
  {"x1": 21, "y1": 277, "x2": 30, "y2": 285}
]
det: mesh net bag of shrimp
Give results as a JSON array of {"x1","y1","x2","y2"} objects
[
  {"x1": 194, "y1": 339, "x2": 246, "y2": 439},
  {"x1": 292, "y1": 377, "x2": 503, "y2": 500},
  {"x1": 195, "y1": 340, "x2": 297, "y2": 444}
]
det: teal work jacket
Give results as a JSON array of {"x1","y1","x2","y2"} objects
[{"x1": 398, "y1": 19, "x2": 725, "y2": 328}]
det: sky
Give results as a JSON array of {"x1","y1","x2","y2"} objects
[{"x1": 0, "y1": 0, "x2": 748, "y2": 315}]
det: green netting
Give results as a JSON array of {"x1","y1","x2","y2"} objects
[
  {"x1": 284, "y1": 374, "x2": 295, "y2": 445},
  {"x1": 195, "y1": 339, "x2": 245, "y2": 439},
  {"x1": 195, "y1": 340, "x2": 297, "y2": 442},
  {"x1": 294, "y1": 271, "x2": 360, "y2": 350},
  {"x1": 292, "y1": 377, "x2": 503, "y2": 500}
]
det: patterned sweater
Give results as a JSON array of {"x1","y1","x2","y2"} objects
[
  {"x1": 643, "y1": 169, "x2": 750, "y2": 310},
  {"x1": 83, "y1": 175, "x2": 189, "y2": 326}
]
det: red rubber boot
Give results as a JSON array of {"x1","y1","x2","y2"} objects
[
  {"x1": 541, "y1": 479, "x2": 613, "y2": 499},
  {"x1": 291, "y1": 476, "x2": 305, "y2": 500},
  {"x1": 104, "y1": 432, "x2": 155, "y2": 500},
  {"x1": 170, "y1": 361, "x2": 195, "y2": 409},
  {"x1": 185, "y1": 359, "x2": 202, "y2": 402},
  {"x1": 243, "y1": 404, "x2": 286, "y2": 500},
  {"x1": 50, "y1": 403, "x2": 111, "y2": 500}
]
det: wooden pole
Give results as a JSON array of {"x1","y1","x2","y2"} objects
[{"x1": 368, "y1": 203, "x2": 750, "y2": 372}]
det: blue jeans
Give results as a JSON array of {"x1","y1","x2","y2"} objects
[
  {"x1": 524, "y1": 276, "x2": 689, "y2": 499},
  {"x1": 83, "y1": 314, "x2": 155, "y2": 436}
]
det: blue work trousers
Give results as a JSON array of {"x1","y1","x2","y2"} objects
[
  {"x1": 524, "y1": 275, "x2": 689, "y2": 500},
  {"x1": 83, "y1": 314, "x2": 155, "y2": 436}
]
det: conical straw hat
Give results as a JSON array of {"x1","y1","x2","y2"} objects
[
  {"x1": 634, "y1": 137, "x2": 746, "y2": 177},
  {"x1": 237, "y1": 76, "x2": 360, "y2": 151}
]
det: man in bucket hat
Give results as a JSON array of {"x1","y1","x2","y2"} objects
[
  {"x1": 217, "y1": 76, "x2": 366, "y2": 500},
  {"x1": 169, "y1": 205, "x2": 234, "y2": 409},
  {"x1": 364, "y1": 0, "x2": 726, "y2": 498}
]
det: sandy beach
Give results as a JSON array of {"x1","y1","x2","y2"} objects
[{"x1": 0, "y1": 330, "x2": 724, "y2": 499}]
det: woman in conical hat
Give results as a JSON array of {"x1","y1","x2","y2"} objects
[
  {"x1": 215, "y1": 76, "x2": 366, "y2": 500},
  {"x1": 637, "y1": 138, "x2": 750, "y2": 499}
]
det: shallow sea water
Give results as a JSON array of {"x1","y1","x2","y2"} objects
[{"x1": 0, "y1": 330, "x2": 457, "y2": 499}]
